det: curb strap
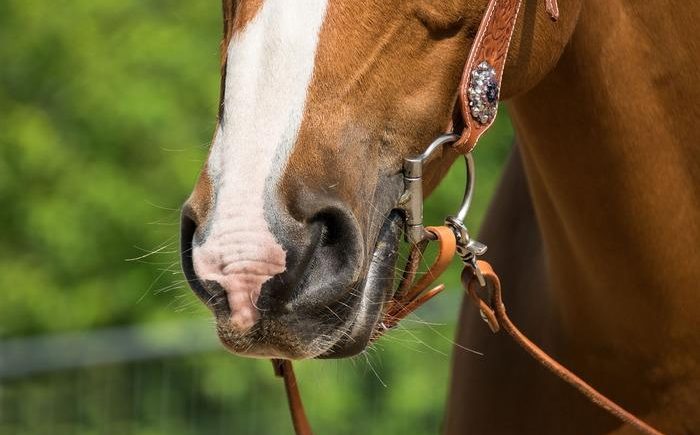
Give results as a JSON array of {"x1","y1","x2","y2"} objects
[
  {"x1": 380, "y1": 226, "x2": 457, "y2": 332},
  {"x1": 463, "y1": 260, "x2": 666, "y2": 435},
  {"x1": 378, "y1": 226, "x2": 457, "y2": 334},
  {"x1": 453, "y1": 0, "x2": 558, "y2": 154}
]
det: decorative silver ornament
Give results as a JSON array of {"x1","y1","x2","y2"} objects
[{"x1": 467, "y1": 61, "x2": 499, "y2": 125}]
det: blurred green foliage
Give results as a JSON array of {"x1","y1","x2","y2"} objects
[{"x1": 0, "y1": 1, "x2": 512, "y2": 434}]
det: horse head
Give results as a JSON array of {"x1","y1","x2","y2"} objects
[{"x1": 180, "y1": 0, "x2": 579, "y2": 359}]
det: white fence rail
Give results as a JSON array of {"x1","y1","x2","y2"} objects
[{"x1": 0, "y1": 319, "x2": 221, "y2": 379}]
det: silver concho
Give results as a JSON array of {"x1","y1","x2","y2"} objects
[{"x1": 468, "y1": 61, "x2": 499, "y2": 125}]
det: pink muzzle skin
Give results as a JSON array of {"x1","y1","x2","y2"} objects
[{"x1": 192, "y1": 228, "x2": 286, "y2": 331}]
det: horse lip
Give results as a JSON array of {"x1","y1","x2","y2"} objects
[{"x1": 317, "y1": 210, "x2": 403, "y2": 359}]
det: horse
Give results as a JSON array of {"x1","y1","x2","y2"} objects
[{"x1": 180, "y1": 0, "x2": 700, "y2": 433}]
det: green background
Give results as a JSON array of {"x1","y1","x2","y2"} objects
[{"x1": 0, "y1": 1, "x2": 513, "y2": 434}]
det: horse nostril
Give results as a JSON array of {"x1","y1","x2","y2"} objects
[
  {"x1": 282, "y1": 206, "x2": 363, "y2": 311},
  {"x1": 180, "y1": 208, "x2": 234, "y2": 319},
  {"x1": 180, "y1": 206, "x2": 211, "y2": 304},
  {"x1": 313, "y1": 209, "x2": 345, "y2": 248}
]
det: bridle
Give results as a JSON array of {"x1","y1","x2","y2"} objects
[{"x1": 269, "y1": 1, "x2": 666, "y2": 434}]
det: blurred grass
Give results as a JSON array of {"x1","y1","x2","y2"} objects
[{"x1": 0, "y1": 1, "x2": 513, "y2": 434}]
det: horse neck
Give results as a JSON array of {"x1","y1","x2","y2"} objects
[{"x1": 508, "y1": 1, "x2": 700, "y2": 355}]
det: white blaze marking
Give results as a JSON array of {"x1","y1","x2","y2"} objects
[{"x1": 193, "y1": 0, "x2": 329, "y2": 331}]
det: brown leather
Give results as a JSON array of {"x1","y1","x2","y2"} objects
[
  {"x1": 380, "y1": 226, "x2": 457, "y2": 333},
  {"x1": 452, "y1": 0, "x2": 559, "y2": 154},
  {"x1": 463, "y1": 260, "x2": 666, "y2": 435},
  {"x1": 394, "y1": 239, "x2": 429, "y2": 298},
  {"x1": 272, "y1": 359, "x2": 312, "y2": 435}
]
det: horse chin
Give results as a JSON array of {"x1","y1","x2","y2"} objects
[{"x1": 317, "y1": 210, "x2": 403, "y2": 359}]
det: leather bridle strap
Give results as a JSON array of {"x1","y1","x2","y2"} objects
[
  {"x1": 453, "y1": 0, "x2": 558, "y2": 154},
  {"x1": 380, "y1": 226, "x2": 457, "y2": 333},
  {"x1": 272, "y1": 359, "x2": 312, "y2": 435},
  {"x1": 464, "y1": 261, "x2": 665, "y2": 435}
]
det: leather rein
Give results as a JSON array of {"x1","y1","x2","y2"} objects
[{"x1": 271, "y1": 0, "x2": 665, "y2": 434}]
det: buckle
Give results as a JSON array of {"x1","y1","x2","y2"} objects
[{"x1": 445, "y1": 216, "x2": 487, "y2": 287}]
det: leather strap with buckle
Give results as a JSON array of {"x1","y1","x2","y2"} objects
[{"x1": 452, "y1": 0, "x2": 559, "y2": 154}]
